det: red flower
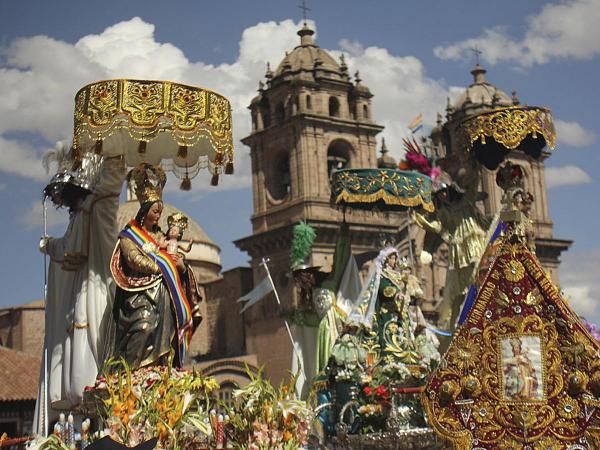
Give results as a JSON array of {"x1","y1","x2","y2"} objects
[
  {"x1": 363, "y1": 386, "x2": 373, "y2": 396},
  {"x1": 375, "y1": 385, "x2": 388, "y2": 399}
]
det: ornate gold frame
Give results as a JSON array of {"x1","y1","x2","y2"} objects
[
  {"x1": 422, "y1": 231, "x2": 600, "y2": 449},
  {"x1": 458, "y1": 106, "x2": 556, "y2": 152}
]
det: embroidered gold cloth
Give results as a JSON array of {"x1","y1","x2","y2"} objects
[
  {"x1": 73, "y1": 79, "x2": 233, "y2": 182},
  {"x1": 422, "y1": 221, "x2": 600, "y2": 449},
  {"x1": 459, "y1": 106, "x2": 555, "y2": 151},
  {"x1": 331, "y1": 168, "x2": 435, "y2": 212}
]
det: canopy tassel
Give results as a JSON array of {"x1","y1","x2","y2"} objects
[{"x1": 178, "y1": 145, "x2": 188, "y2": 159}]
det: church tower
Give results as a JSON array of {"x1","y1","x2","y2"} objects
[
  {"x1": 235, "y1": 23, "x2": 401, "y2": 382},
  {"x1": 415, "y1": 64, "x2": 571, "y2": 311}
]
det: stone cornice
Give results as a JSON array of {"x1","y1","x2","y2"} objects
[{"x1": 242, "y1": 114, "x2": 384, "y2": 145}]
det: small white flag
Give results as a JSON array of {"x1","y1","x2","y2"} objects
[{"x1": 237, "y1": 276, "x2": 274, "y2": 314}]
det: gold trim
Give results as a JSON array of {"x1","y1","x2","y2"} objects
[
  {"x1": 334, "y1": 189, "x2": 435, "y2": 212},
  {"x1": 459, "y1": 106, "x2": 556, "y2": 152},
  {"x1": 73, "y1": 79, "x2": 234, "y2": 171}
]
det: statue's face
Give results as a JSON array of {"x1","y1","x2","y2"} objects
[
  {"x1": 168, "y1": 226, "x2": 180, "y2": 239},
  {"x1": 143, "y1": 202, "x2": 163, "y2": 230},
  {"x1": 386, "y1": 253, "x2": 398, "y2": 269}
]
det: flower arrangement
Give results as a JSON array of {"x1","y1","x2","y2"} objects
[
  {"x1": 225, "y1": 369, "x2": 313, "y2": 450},
  {"x1": 84, "y1": 357, "x2": 219, "y2": 449}
]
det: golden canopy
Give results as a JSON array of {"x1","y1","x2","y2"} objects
[
  {"x1": 72, "y1": 79, "x2": 234, "y2": 186},
  {"x1": 457, "y1": 106, "x2": 556, "y2": 170}
]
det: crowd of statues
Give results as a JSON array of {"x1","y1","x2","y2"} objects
[{"x1": 36, "y1": 144, "x2": 538, "y2": 444}]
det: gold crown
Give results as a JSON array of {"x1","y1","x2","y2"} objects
[
  {"x1": 127, "y1": 163, "x2": 166, "y2": 204},
  {"x1": 167, "y1": 212, "x2": 189, "y2": 233}
]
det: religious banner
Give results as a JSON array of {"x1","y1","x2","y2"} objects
[{"x1": 422, "y1": 212, "x2": 600, "y2": 449}]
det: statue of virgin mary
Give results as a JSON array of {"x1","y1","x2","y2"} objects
[{"x1": 107, "y1": 164, "x2": 202, "y2": 370}]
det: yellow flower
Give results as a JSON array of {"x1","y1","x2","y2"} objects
[
  {"x1": 472, "y1": 401, "x2": 494, "y2": 424},
  {"x1": 557, "y1": 397, "x2": 580, "y2": 419},
  {"x1": 533, "y1": 436, "x2": 562, "y2": 450}
]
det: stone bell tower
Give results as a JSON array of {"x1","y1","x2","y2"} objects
[{"x1": 235, "y1": 22, "x2": 402, "y2": 382}]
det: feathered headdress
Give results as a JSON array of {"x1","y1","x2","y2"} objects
[
  {"x1": 290, "y1": 221, "x2": 317, "y2": 271},
  {"x1": 398, "y1": 137, "x2": 440, "y2": 181},
  {"x1": 127, "y1": 163, "x2": 166, "y2": 204},
  {"x1": 43, "y1": 142, "x2": 103, "y2": 203}
]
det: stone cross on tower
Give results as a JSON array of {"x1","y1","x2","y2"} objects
[
  {"x1": 298, "y1": 0, "x2": 310, "y2": 23},
  {"x1": 470, "y1": 45, "x2": 483, "y2": 65}
]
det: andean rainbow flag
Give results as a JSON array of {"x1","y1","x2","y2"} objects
[{"x1": 408, "y1": 113, "x2": 423, "y2": 134}]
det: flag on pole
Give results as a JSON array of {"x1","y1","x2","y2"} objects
[
  {"x1": 408, "y1": 113, "x2": 423, "y2": 134},
  {"x1": 237, "y1": 276, "x2": 274, "y2": 314}
]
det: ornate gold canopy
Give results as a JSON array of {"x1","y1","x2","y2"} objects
[
  {"x1": 73, "y1": 79, "x2": 234, "y2": 186},
  {"x1": 422, "y1": 217, "x2": 600, "y2": 449},
  {"x1": 457, "y1": 106, "x2": 556, "y2": 170}
]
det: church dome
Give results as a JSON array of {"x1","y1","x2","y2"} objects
[
  {"x1": 117, "y1": 200, "x2": 222, "y2": 282},
  {"x1": 272, "y1": 23, "x2": 346, "y2": 83},
  {"x1": 377, "y1": 138, "x2": 397, "y2": 169},
  {"x1": 451, "y1": 64, "x2": 514, "y2": 119}
]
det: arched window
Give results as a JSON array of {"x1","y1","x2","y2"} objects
[
  {"x1": 363, "y1": 104, "x2": 369, "y2": 119},
  {"x1": 329, "y1": 96, "x2": 340, "y2": 117},
  {"x1": 251, "y1": 111, "x2": 258, "y2": 131},
  {"x1": 306, "y1": 94, "x2": 312, "y2": 110},
  {"x1": 260, "y1": 98, "x2": 271, "y2": 128},
  {"x1": 267, "y1": 152, "x2": 291, "y2": 200},
  {"x1": 327, "y1": 139, "x2": 352, "y2": 179},
  {"x1": 275, "y1": 101, "x2": 285, "y2": 123}
]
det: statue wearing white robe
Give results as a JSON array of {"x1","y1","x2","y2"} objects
[{"x1": 34, "y1": 157, "x2": 125, "y2": 431}]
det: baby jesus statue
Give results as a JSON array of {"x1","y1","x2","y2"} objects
[{"x1": 160, "y1": 212, "x2": 196, "y2": 256}]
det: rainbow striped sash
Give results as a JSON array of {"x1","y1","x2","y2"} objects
[{"x1": 120, "y1": 220, "x2": 193, "y2": 366}]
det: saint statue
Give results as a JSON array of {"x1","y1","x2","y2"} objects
[
  {"x1": 412, "y1": 157, "x2": 488, "y2": 348},
  {"x1": 290, "y1": 221, "x2": 361, "y2": 398},
  {"x1": 35, "y1": 150, "x2": 126, "y2": 431},
  {"x1": 108, "y1": 164, "x2": 202, "y2": 370},
  {"x1": 348, "y1": 247, "x2": 439, "y2": 369}
]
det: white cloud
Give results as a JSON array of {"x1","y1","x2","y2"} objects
[
  {"x1": 561, "y1": 250, "x2": 600, "y2": 325},
  {"x1": 434, "y1": 0, "x2": 600, "y2": 67},
  {"x1": 339, "y1": 38, "x2": 365, "y2": 57},
  {"x1": 555, "y1": 119, "x2": 596, "y2": 147},
  {"x1": 0, "y1": 136, "x2": 48, "y2": 181},
  {"x1": 545, "y1": 165, "x2": 592, "y2": 188},
  {"x1": 332, "y1": 45, "x2": 452, "y2": 160},
  {"x1": 19, "y1": 200, "x2": 69, "y2": 231}
]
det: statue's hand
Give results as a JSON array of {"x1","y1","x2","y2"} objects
[
  {"x1": 172, "y1": 253, "x2": 186, "y2": 271},
  {"x1": 39, "y1": 236, "x2": 51, "y2": 254}
]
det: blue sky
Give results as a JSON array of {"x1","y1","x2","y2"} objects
[{"x1": 0, "y1": 0, "x2": 599, "y2": 322}]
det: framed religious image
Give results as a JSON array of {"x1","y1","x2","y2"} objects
[{"x1": 500, "y1": 335, "x2": 544, "y2": 401}]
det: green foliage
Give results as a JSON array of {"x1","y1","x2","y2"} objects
[{"x1": 290, "y1": 221, "x2": 316, "y2": 269}]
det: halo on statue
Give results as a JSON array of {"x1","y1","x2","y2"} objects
[
  {"x1": 457, "y1": 105, "x2": 556, "y2": 170},
  {"x1": 330, "y1": 168, "x2": 435, "y2": 213},
  {"x1": 72, "y1": 79, "x2": 234, "y2": 187}
]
